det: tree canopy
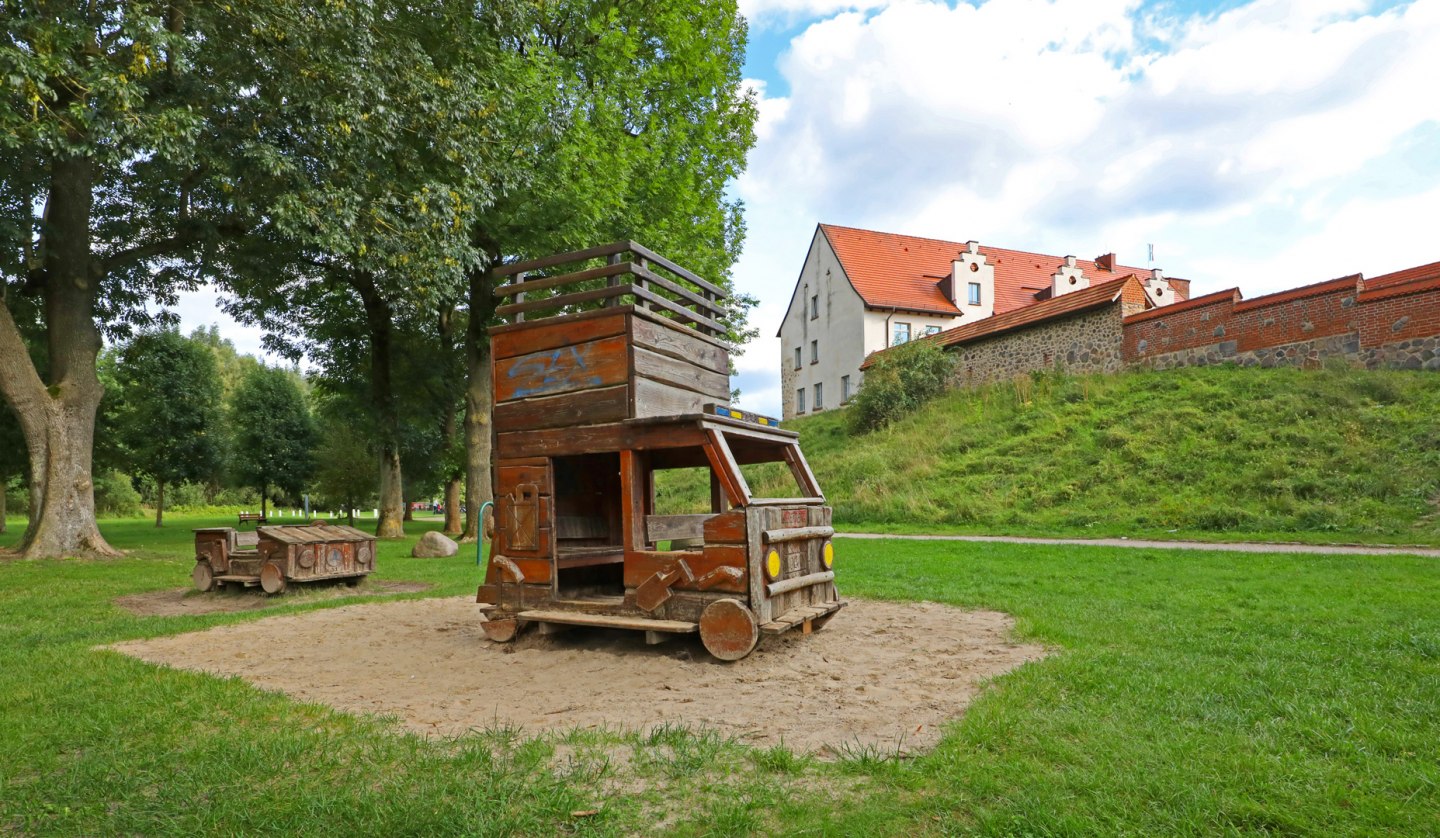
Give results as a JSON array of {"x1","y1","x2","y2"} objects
[{"x1": 229, "y1": 364, "x2": 316, "y2": 518}]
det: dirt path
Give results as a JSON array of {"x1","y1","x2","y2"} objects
[
  {"x1": 839, "y1": 532, "x2": 1440, "y2": 557},
  {"x1": 108, "y1": 597, "x2": 1045, "y2": 754}
]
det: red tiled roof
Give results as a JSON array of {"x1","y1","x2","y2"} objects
[
  {"x1": 1124, "y1": 287, "x2": 1242, "y2": 324},
  {"x1": 861, "y1": 275, "x2": 1140, "y2": 369},
  {"x1": 1232, "y1": 274, "x2": 1361, "y2": 313},
  {"x1": 1359, "y1": 272, "x2": 1440, "y2": 303},
  {"x1": 1365, "y1": 259, "x2": 1440, "y2": 290},
  {"x1": 820, "y1": 223, "x2": 1180, "y2": 318}
]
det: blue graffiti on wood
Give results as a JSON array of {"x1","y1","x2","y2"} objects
[{"x1": 508, "y1": 345, "x2": 604, "y2": 398}]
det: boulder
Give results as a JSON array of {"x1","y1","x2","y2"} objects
[{"x1": 412, "y1": 531, "x2": 459, "y2": 558}]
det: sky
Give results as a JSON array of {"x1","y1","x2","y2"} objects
[{"x1": 176, "y1": 0, "x2": 1440, "y2": 418}]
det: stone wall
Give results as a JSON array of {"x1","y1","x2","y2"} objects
[{"x1": 950, "y1": 304, "x2": 1127, "y2": 388}]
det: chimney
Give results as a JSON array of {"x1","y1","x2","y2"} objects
[
  {"x1": 1151, "y1": 268, "x2": 1165, "y2": 281},
  {"x1": 966, "y1": 240, "x2": 980, "y2": 255},
  {"x1": 1096, "y1": 253, "x2": 1115, "y2": 272}
]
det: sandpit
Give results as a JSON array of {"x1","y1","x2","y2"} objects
[
  {"x1": 115, "y1": 580, "x2": 433, "y2": 617},
  {"x1": 109, "y1": 596, "x2": 1046, "y2": 753}
]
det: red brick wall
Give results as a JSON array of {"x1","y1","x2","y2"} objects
[
  {"x1": 1357, "y1": 278, "x2": 1440, "y2": 347},
  {"x1": 1123, "y1": 289, "x2": 1240, "y2": 361},
  {"x1": 1228, "y1": 276, "x2": 1361, "y2": 352}
]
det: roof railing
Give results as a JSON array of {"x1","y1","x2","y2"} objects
[{"x1": 492, "y1": 241, "x2": 728, "y2": 338}]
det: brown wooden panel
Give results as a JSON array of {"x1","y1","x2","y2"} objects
[
  {"x1": 511, "y1": 557, "x2": 553, "y2": 583},
  {"x1": 496, "y1": 456, "x2": 550, "y2": 468},
  {"x1": 495, "y1": 334, "x2": 630, "y2": 403},
  {"x1": 497, "y1": 466, "x2": 550, "y2": 493},
  {"x1": 646, "y1": 514, "x2": 711, "y2": 543},
  {"x1": 494, "y1": 384, "x2": 631, "y2": 432},
  {"x1": 624, "y1": 549, "x2": 748, "y2": 594},
  {"x1": 498, "y1": 421, "x2": 709, "y2": 459},
  {"x1": 492, "y1": 309, "x2": 628, "y2": 359},
  {"x1": 632, "y1": 346, "x2": 730, "y2": 401},
  {"x1": 498, "y1": 527, "x2": 553, "y2": 559},
  {"x1": 633, "y1": 377, "x2": 709, "y2": 418},
  {"x1": 703, "y1": 511, "x2": 747, "y2": 544},
  {"x1": 631, "y1": 315, "x2": 729, "y2": 373}
]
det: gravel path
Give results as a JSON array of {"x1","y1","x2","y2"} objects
[{"x1": 838, "y1": 532, "x2": 1440, "y2": 557}]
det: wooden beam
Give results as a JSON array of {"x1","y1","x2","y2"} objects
[{"x1": 619, "y1": 449, "x2": 648, "y2": 554}]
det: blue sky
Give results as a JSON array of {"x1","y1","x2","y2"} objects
[{"x1": 177, "y1": 0, "x2": 1440, "y2": 418}]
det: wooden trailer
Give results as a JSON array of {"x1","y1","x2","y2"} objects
[
  {"x1": 477, "y1": 242, "x2": 844, "y2": 660},
  {"x1": 193, "y1": 523, "x2": 377, "y2": 594}
]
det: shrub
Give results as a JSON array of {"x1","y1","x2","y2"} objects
[
  {"x1": 94, "y1": 470, "x2": 144, "y2": 518},
  {"x1": 848, "y1": 339, "x2": 956, "y2": 433}
]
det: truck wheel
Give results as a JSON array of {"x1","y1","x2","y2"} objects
[
  {"x1": 482, "y1": 618, "x2": 519, "y2": 642},
  {"x1": 699, "y1": 599, "x2": 759, "y2": 661},
  {"x1": 259, "y1": 562, "x2": 287, "y2": 595},
  {"x1": 192, "y1": 561, "x2": 215, "y2": 593}
]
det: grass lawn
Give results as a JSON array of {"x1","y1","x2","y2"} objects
[{"x1": 2, "y1": 515, "x2": 1438, "y2": 835}]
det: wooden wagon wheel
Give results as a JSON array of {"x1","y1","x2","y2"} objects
[
  {"x1": 192, "y1": 561, "x2": 215, "y2": 593},
  {"x1": 259, "y1": 562, "x2": 287, "y2": 595},
  {"x1": 699, "y1": 598, "x2": 759, "y2": 661},
  {"x1": 481, "y1": 618, "x2": 520, "y2": 642}
]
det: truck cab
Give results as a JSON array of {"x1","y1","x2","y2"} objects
[{"x1": 477, "y1": 243, "x2": 843, "y2": 660}]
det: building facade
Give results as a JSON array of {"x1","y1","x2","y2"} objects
[{"x1": 778, "y1": 224, "x2": 1186, "y2": 419}]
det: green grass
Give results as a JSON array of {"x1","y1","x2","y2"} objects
[
  {"x1": 2, "y1": 514, "x2": 1439, "y2": 834},
  {"x1": 701, "y1": 366, "x2": 1440, "y2": 546}
]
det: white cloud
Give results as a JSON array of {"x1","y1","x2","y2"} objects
[{"x1": 731, "y1": 0, "x2": 1440, "y2": 416}]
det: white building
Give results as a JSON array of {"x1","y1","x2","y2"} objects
[{"x1": 778, "y1": 224, "x2": 1187, "y2": 419}]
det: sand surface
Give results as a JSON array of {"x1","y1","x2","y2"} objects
[
  {"x1": 109, "y1": 596, "x2": 1046, "y2": 754},
  {"x1": 115, "y1": 580, "x2": 433, "y2": 616}
]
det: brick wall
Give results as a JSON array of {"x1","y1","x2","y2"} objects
[{"x1": 1123, "y1": 271, "x2": 1440, "y2": 372}]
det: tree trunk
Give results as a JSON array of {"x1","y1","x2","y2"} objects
[
  {"x1": 353, "y1": 272, "x2": 405, "y2": 538},
  {"x1": 155, "y1": 479, "x2": 165, "y2": 527},
  {"x1": 460, "y1": 261, "x2": 498, "y2": 543},
  {"x1": 443, "y1": 477, "x2": 462, "y2": 535},
  {"x1": 0, "y1": 154, "x2": 118, "y2": 558},
  {"x1": 261, "y1": 484, "x2": 268, "y2": 519},
  {"x1": 376, "y1": 446, "x2": 404, "y2": 537},
  {"x1": 403, "y1": 497, "x2": 414, "y2": 522},
  {"x1": 0, "y1": 472, "x2": 7, "y2": 535}
]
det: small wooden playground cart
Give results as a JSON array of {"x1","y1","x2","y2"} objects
[
  {"x1": 193, "y1": 524, "x2": 377, "y2": 594},
  {"x1": 477, "y1": 242, "x2": 844, "y2": 660}
]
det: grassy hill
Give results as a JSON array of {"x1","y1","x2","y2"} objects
[{"x1": 694, "y1": 366, "x2": 1440, "y2": 545}]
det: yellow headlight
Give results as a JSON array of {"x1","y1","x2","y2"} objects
[
  {"x1": 765, "y1": 549, "x2": 782, "y2": 581},
  {"x1": 822, "y1": 541, "x2": 834, "y2": 569}
]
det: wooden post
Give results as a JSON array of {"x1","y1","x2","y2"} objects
[
  {"x1": 606, "y1": 253, "x2": 622, "y2": 307},
  {"x1": 619, "y1": 449, "x2": 647, "y2": 554},
  {"x1": 514, "y1": 271, "x2": 527, "y2": 323},
  {"x1": 635, "y1": 256, "x2": 649, "y2": 311}
]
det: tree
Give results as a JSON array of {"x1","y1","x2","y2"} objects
[
  {"x1": 310, "y1": 398, "x2": 378, "y2": 528},
  {"x1": 229, "y1": 364, "x2": 316, "y2": 520},
  {"x1": 112, "y1": 330, "x2": 223, "y2": 527},
  {"x1": 0, "y1": 2, "x2": 393, "y2": 557},
  {"x1": 0, "y1": 400, "x2": 23, "y2": 535},
  {"x1": 456, "y1": 0, "x2": 760, "y2": 541}
]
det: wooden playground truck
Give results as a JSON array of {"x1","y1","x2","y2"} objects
[
  {"x1": 192, "y1": 523, "x2": 377, "y2": 594},
  {"x1": 476, "y1": 242, "x2": 844, "y2": 660}
]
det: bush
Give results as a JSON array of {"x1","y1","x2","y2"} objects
[
  {"x1": 94, "y1": 470, "x2": 144, "y2": 518},
  {"x1": 848, "y1": 339, "x2": 956, "y2": 433}
]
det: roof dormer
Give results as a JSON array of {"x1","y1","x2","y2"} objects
[{"x1": 1052, "y1": 255, "x2": 1088, "y2": 296}]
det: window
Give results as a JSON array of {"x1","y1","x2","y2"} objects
[
  {"x1": 793, "y1": 347, "x2": 801, "y2": 370},
  {"x1": 810, "y1": 340, "x2": 818, "y2": 364},
  {"x1": 968, "y1": 282, "x2": 981, "y2": 305},
  {"x1": 796, "y1": 387, "x2": 806, "y2": 414},
  {"x1": 925, "y1": 325, "x2": 942, "y2": 336},
  {"x1": 841, "y1": 375, "x2": 851, "y2": 403},
  {"x1": 810, "y1": 294, "x2": 819, "y2": 319},
  {"x1": 893, "y1": 322, "x2": 911, "y2": 345},
  {"x1": 814, "y1": 382, "x2": 824, "y2": 410}
]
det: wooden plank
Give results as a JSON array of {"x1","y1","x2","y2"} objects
[
  {"x1": 493, "y1": 242, "x2": 631, "y2": 278},
  {"x1": 492, "y1": 311, "x2": 628, "y2": 360},
  {"x1": 783, "y1": 444, "x2": 824, "y2": 500},
  {"x1": 646, "y1": 514, "x2": 712, "y2": 543},
  {"x1": 496, "y1": 284, "x2": 632, "y2": 319},
  {"x1": 763, "y1": 526, "x2": 835, "y2": 543},
  {"x1": 632, "y1": 346, "x2": 730, "y2": 400},
  {"x1": 494, "y1": 384, "x2": 631, "y2": 433},
  {"x1": 619, "y1": 450, "x2": 647, "y2": 554},
  {"x1": 766, "y1": 570, "x2": 835, "y2": 597},
  {"x1": 496, "y1": 465, "x2": 549, "y2": 493},
  {"x1": 705, "y1": 429, "x2": 751, "y2": 505},
  {"x1": 496, "y1": 456, "x2": 550, "y2": 468},
  {"x1": 747, "y1": 497, "x2": 824, "y2": 506},
  {"x1": 630, "y1": 285, "x2": 726, "y2": 335},
  {"x1": 745, "y1": 507, "x2": 771, "y2": 623},
  {"x1": 623, "y1": 549, "x2": 748, "y2": 594},
  {"x1": 703, "y1": 435, "x2": 748, "y2": 509},
  {"x1": 494, "y1": 262, "x2": 631, "y2": 297},
  {"x1": 498, "y1": 421, "x2": 709, "y2": 459},
  {"x1": 511, "y1": 557, "x2": 553, "y2": 583},
  {"x1": 633, "y1": 376, "x2": 709, "y2": 418},
  {"x1": 630, "y1": 306, "x2": 733, "y2": 354},
  {"x1": 627, "y1": 241, "x2": 728, "y2": 298},
  {"x1": 516, "y1": 609, "x2": 697, "y2": 633},
  {"x1": 703, "y1": 510, "x2": 747, "y2": 544},
  {"x1": 498, "y1": 526, "x2": 552, "y2": 559},
  {"x1": 495, "y1": 334, "x2": 630, "y2": 403},
  {"x1": 632, "y1": 264, "x2": 725, "y2": 321}
]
